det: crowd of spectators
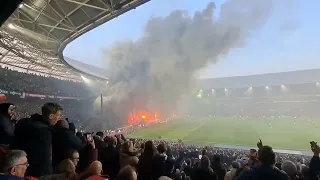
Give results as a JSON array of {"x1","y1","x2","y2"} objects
[
  {"x1": 0, "y1": 67, "x2": 91, "y2": 97},
  {"x1": 0, "y1": 102, "x2": 320, "y2": 180}
]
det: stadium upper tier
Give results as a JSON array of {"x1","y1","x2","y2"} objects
[
  {"x1": 197, "y1": 69, "x2": 320, "y2": 89},
  {"x1": 0, "y1": 0, "x2": 149, "y2": 80}
]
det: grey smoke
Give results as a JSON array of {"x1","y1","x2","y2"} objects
[{"x1": 102, "y1": 0, "x2": 274, "y2": 116}]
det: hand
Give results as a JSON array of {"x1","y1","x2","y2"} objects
[
  {"x1": 257, "y1": 139, "x2": 263, "y2": 149},
  {"x1": 310, "y1": 141, "x2": 320, "y2": 156},
  {"x1": 87, "y1": 139, "x2": 95, "y2": 149}
]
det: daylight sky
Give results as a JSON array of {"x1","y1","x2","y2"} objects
[{"x1": 64, "y1": 0, "x2": 320, "y2": 78}]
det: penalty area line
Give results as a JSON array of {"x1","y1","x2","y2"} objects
[{"x1": 189, "y1": 121, "x2": 205, "y2": 132}]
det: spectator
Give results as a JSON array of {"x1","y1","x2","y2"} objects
[
  {"x1": 281, "y1": 160, "x2": 298, "y2": 180},
  {"x1": 120, "y1": 141, "x2": 139, "y2": 168},
  {"x1": 137, "y1": 140, "x2": 156, "y2": 180},
  {"x1": 191, "y1": 155, "x2": 219, "y2": 180},
  {"x1": 101, "y1": 136, "x2": 120, "y2": 179},
  {"x1": 211, "y1": 154, "x2": 226, "y2": 180},
  {"x1": 11, "y1": 103, "x2": 63, "y2": 177},
  {"x1": 52, "y1": 120, "x2": 84, "y2": 168},
  {"x1": 117, "y1": 165, "x2": 137, "y2": 180},
  {"x1": 224, "y1": 161, "x2": 239, "y2": 180},
  {"x1": 0, "y1": 150, "x2": 28, "y2": 179},
  {"x1": 0, "y1": 103, "x2": 15, "y2": 149},
  {"x1": 237, "y1": 145, "x2": 289, "y2": 180},
  {"x1": 152, "y1": 143, "x2": 175, "y2": 179},
  {"x1": 67, "y1": 149, "x2": 80, "y2": 168}
]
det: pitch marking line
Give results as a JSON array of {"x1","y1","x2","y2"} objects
[{"x1": 189, "y1": 121, "x2": 206, "y2": 132}]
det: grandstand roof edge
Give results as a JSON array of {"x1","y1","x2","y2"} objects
[{"x1": 58, "y1": 0, "x2": 150, "y2": 81}]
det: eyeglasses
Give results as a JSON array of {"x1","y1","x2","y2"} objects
[{"x1": 11, "y1": 162, "x2": 29, "y2": 169}]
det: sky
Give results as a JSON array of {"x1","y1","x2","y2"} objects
[{"x1": 64, "y1": 0, "x2": 320, "y2": 78}]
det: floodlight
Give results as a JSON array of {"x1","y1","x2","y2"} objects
[
  {"x1": 8, "y1": 23, "x2": 14, "y2": 29},
  {"x1": 19, "y1": 3, "x2": 24, "y2": 8}
]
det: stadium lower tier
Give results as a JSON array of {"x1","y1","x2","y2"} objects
[{"x1": 129, "y1": 117, "x2": 320, "y2": 150}]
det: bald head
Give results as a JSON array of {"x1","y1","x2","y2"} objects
[
  {"x1": 87, "y1": 161, "x2": 103, "y2": 176},
  {"x1": 56, "y1": 120, "x2": 69, "y2": 129}
]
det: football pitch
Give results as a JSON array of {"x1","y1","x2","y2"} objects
[{"x1": 129, "y1": 117, "x2": 320, "y2": 150}]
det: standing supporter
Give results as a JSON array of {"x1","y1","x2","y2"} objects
[
  {"x1": 237, "y1": 145, "x2": 289, "y2": 180},
  {"x1": 309, "y1": 141, "x2": 320, "y2": 180},
  {"x1": 211, "y1": 154, "x2": 227, "y2": 180},
  {"x1": 119, "y1": 141, "x2": 139, "y2": 169},
  {"x1": 224, "y1": 161, "x2": 239, "y2": 180},
  {"x1": 101, "y1": 136, "x2": 120, "y2": 180},
  {"x1": 0, "y1": 103, "x2": 15, "y2": 150},
  {"x1": 152, "y1": 143, "x2": 175, "y2": 179},
  {"x1": 0, "y1": 150, "x2": 29, "y2": 179},
  {"x1": 11, "y1": 103, "x2": 63, "y2": 177},
  {"x1": 191, "y1": 155, "x2": 219, "y2": 180},
  {"x1": 76, "y1": 137, "x2": 98, "y2": 173},
  {"x1": 137, "y1": 140, "x2": 156, "y2": 180},
  {"x1": 52, "y1": 120, "x2": 84, "y2": 169}
]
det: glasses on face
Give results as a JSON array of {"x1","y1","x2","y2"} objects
[{"x1": 12, "y1": 162, "x2": 29, "y2": 169}]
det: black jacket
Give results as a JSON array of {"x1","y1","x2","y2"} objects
[
  {"x1": 237, "y1": 164, "x2": 289, "y2": 180},
  {"x1": 191, "y1": 168, "x2": 219, "y2": 180},
  {"x1": 0, "y1": 113, "x2": 14, "y2": 146},
  {"x1": 11, "y1": 113, "x2": 54, "y2": 177},
  {"x1": 52, "y1": 126, "x2": 84, "y2": 168},
  {"x1": 0, "y1": 103, "x2": 14, "y2": 146}
]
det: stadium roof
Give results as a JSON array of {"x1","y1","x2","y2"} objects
[
  {"x1": 0, "y1": 0, "x2": 149, "y2": 80},
  {"x1": 198, "y1": 69, "x2": 320, "y2": 89}
]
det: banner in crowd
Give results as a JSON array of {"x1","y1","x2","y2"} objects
[
  {"x1": 23, "y1": 93, "x2": 79, "y2": 100},
  {"x1": 0, "y1": 89, "x2": 79, "y2": 100}
]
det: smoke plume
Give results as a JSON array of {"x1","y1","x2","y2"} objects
[{"x1": 102, "y1": 0, "x2": 274, "y2": 117}]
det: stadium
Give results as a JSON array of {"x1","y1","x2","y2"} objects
[
  {"x1": 130, "y1": 69, "x2": 320, "y2": 153},
  {"x1": 0, "y1": 1, "x2": 319, "y2": 180}
]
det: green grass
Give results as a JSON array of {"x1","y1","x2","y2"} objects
[{"x1": 129, "y1": 117, "x2": 320, "y2": 150}]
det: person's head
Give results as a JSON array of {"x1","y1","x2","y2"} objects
[
  {"x1": 158, "y1": 176, "x2": 172, "y2": 180},
  {"x1": 199, "y1": 155, "x2": 210, "y2": 169},
  {"x1": 213, "y1": 154, "x2": 221, "y2": 164},
  {"x1": 0, "y1": 103, "x2": 15, "y2": 119},
  {"x1": 117, "y1": 165, "x2": 137, "y2": 180},
  {"x1": 87, "y1": 161, "x2": 103, "y2": 176},
  {"x1": 186, "y1": 159, "x2": 192, "y2": 167},
  {"x1": 281, "y1": 160, "x2": 297, "y2": 178},
  {"x1": 68, "y1": 149, "x2": 79, "y2": 167},
  {"x1": 56, "y1": 159, "x2": 75, "y2": 174},
  {"x1": 96, "y1": 131, "x2": 104, "y2": 138},
  {"x1": 104, "y1": 136, "x2": 117, "y2": 148},
  {"x1": 157, "y1": 143, "x2": 167, "y2": 154},
  {"x1": 258, "y1": 146, "x2": 275, "y2": 166},
  {"x1": 1, "y1": 150, "x2": 28, "y2": 177},
  {"x1": 143, "y1": 140, "x2": 156, "y2": 157},
  {"x1": 55, "y1": 120, "x2": 69, "y2": 129},
  {"x1": 42, "y1": 103, "x2": 63, "y2": 126},
  {"x1": 231, "y1": 161, "x2": 240, "y2": 169},
  {"x1": 250, "y1": 149, "x2": 257, "y2": 158}
]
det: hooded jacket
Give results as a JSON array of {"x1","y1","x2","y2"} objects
[
  {"x1": 0, "y1": 103, "x2": 14, "y2": 146},
  {"x1": 11, "y1": 113, "x2": 54, "y2": 177}
]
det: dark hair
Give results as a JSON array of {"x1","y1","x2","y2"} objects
[
  {"x1": 143, "y1": 140, "x2": 156, "y2": 157},
  {"x1": 41, "y1": 103, "x2": 63, "y2": 119},
  {"x1": 258, "y1": 146, "x2": 275, "y2": 166},
  {"x1": 96, "y1": 131, "x2": 104, "y2": 138},
  {"x1": 157, "y1": 143, "x2": 167, "y2": 154},
  {"x1": 117, "y1": 165, "x2": 136, "y2": 180}
]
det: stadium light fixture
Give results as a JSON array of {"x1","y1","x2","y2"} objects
[
  {"x1": 265, "y1": 86, "x2": 269, "y2": 90},
  {"x1": 18, "y1": 3, "x2": 24, "y2": 8},
  {"x1": 317, "y1": 82, "x2": 320, "y2": 86},
  {"x1": 224, "y1": 88, "x2": 228, "y2": 91},
  {"x1": 8, "y1": 23, "x2": 14, "y2": 29}
]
